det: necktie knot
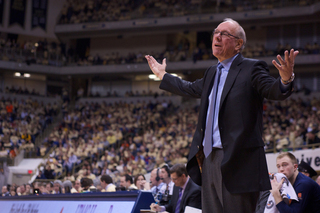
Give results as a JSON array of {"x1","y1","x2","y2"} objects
[{"x1": 217, "y1": 63, "x2": 223, "y2": 73}]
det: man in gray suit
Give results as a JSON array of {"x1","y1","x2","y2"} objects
[{"x1": 146, "y1": 18, "x2": 299, "y2": 213}]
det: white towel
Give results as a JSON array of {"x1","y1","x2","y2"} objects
[{"x1": 264, "y1": 173, "x2": 298, "y2": 213}]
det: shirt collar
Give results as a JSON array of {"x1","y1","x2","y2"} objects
[
  {"x1": 181, "y1": 177, "x2": 189, "y2": 191},
  {"x1": 219, "y1": 53, "x2": 239, "y2": 71}
]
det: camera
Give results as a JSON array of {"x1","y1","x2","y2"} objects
[{"x1": 33, "y1": 188, "x2": 40, "y2": 194}]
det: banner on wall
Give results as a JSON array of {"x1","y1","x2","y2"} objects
[
  {"x1": 32, "y1": 0, "x2": 47, "y2": 30},
  {"x1": 9, "y1": 0, "x2": 26, "y2": 28},
  {"x1": 266, "y1": 148, "x2": 320, "y2": 173},
  {"x1": 0, "y1": 0, "x2": 4, "y2": 25}
]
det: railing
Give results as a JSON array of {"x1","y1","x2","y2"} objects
[{"x1": 265, "y1": 142, "x2": 320, "y2": 153}]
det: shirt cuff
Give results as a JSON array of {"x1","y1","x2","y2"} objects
[
  {"x1": 280, "y1": 80, "x2": 291, "y2": 93},
  {"x1": 160, "y1": 206, "x2": 166, "y2": 212}
]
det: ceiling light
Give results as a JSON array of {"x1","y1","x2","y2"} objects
[{"x1": 148, "y1": 74, "x2": 157, "y2": 79}]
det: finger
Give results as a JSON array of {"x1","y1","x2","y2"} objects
[
  {"x1": 292, "y1": 50, "x2": 299, "y2": 62},
  {"x1": 277, "y1": 54, "x2": 285, "y2": 65},
  {"x1": 288, "y1": 49, "x2": 294, "y2": 63},
  {"x1": 284, "y1": 50, "x2": 289, "y2": 64},
  {"x1": 272, "y1": 60, "x2": 281, "y2": 70},
  {"x1": 149, "y1": 55, "x2": 158, "y2": 64}
]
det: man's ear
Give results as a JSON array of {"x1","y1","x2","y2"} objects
[{"x1": 235, "y1": 39, "x2": 244, "y2": 51}]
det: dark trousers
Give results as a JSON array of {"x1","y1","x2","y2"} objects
[{"x1": 202, "y1": 149, "x2": 259, "y2": 213}]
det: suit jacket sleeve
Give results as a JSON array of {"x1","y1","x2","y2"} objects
[
  {"x1": 251, "y1": 60, "x2": 293, "y2": 100},
  {"x1": 159, "y1": 66, "x2": 213, "y2": 98}
]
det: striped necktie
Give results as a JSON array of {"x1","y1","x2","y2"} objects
[{"x1": 175, "y1": 187, "x2": 183, "y2": 213}]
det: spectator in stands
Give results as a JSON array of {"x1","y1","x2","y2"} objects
[
  {"x1": 25, "y1": 184, "x2": 32, "y2": 195},
  {"x1": 44, "y1": 165, "x2": 55, "y2": 179},
  {"x1": 77, "y1": 164, "x2": 96, "y2": 180},
  {"x1": 64, "y1": 172, "x2": 75, "y2": 182},
  {"x1": 306, "y1": 129, "x2": 320, "y2": 147},
  {"x1": 150, "y1": 168, "x2": 165, "y2": 197},
  {"x1": 270, "y1": 152, "x2": 320, "y2": 212},
  {"x1": 2, "y1": 185, "x2": 10, "y2": 196},
  {"x1": 298, "y1": 160, "x2": 317, "y2": 178},
  {"x1": 10, "y1": 188, "x2": 16, "y2": 196},
  {"x1": 71, "y1": 179, "x2": 82, "y2": 193},
  {"x1": 100, "y1": 174, "x2": 116, "y2": 192},
  {"x1": 15, "y1": 186, "x2": 22, "y2": 196},
  {"x1": 52, "y1": 180, "x2": 63, "y2": 194},
  {"x1": 19, "y1": 184, "x2": 26, "y2": 196},
  {"x1": 63, "y1": 180, "x2": 73, "y2": 193},
  {"x1": 159, "y1": 164, "x2": 174, "y2": 196},
  {"x1": 35, "y1": 170, "x2": 46, "y2": 179},
  {"x1": 45, "y1": 182, "x2": 52, "y2": 194},
  {"x1": 80, "y1": 178, "x2": 96, "y2": 192},
  {"x1": 134, "y1": 173, "x2": 150, "y2": 191},
  {"x1": 119, "y1": 174, "x2": 138, "y2": 191},
  {"x1": 40, "y1": 183, "x2": 50, "y2": 195}
]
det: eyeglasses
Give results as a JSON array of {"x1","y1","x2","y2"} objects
[
  {"x1": 212, "y1": 29, "x2": 240, "y2": 39},
  {"x1": 171, "y1": 175, "x2": 182, "y2": 181}
]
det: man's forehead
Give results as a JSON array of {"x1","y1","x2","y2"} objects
[
  {"x1": 170, "y1": 173, "x2": 177, "y2": 178},
  {"x1": 276, "y1": 156, "x2": 291, "y2": 164}
]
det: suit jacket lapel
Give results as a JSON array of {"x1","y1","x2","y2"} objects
[
  {"x1": 219, "y1": 54, "x2": 243, "y2": 110},
  {"x1": 205, "y1": 65, "x2": 218, "y2": 97}
]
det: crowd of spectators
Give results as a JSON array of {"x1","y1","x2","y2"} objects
[
  {"x1": 36, "y1": 99, "x2": 192, "y2": 182},
  {"x1": 1, "y1": 34, "x2": 319, "y2": 67},
  {"x1": 0, "y1": 96, "x2": 58, "y2": 159},
  {"x1": 2, "y1": 91, "x2": 320, "y2": 197},
  {"x1": 263, "y1": 96, "x2": 320, "y2": 152},
  {"x1": 76, "y1": 41, "x2": 320, "y2": 66},
  {"x1": 36, "y1": 93, "x2": 320, "y2": 182},
  {"x1": 86, "y1": 89, "x2": 172, "y2": 98},
  {"x1": 0, "y1": 37, "x2": 66, "y2": 67},
  {"x1": 2, "y1": 86, "x2": 42, "y2": 97},
  {"x1": 58, "y1": 0, "x2": 137, "y2": 24},
  {"x1": 57, "y1": 0, "x2": 315, "y2": 24}
]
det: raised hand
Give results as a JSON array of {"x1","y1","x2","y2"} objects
[
  {"x1": 272, "y1": 49, "x2": 299, "y2": 84},
  {"x1": 145, "y1": 55, "x2": 167, "y2": 80}
]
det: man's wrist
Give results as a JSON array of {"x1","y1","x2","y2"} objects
[{"x1": 281, "y1": 73, "x2": 295, "y2": 85}]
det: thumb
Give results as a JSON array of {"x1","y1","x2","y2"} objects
[{"x1": 162, "y1": 58, "x2": 166, "y2": 66}]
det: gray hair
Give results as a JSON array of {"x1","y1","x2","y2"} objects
[{"x1": 222, "y1": 18, "x2": 246, "y2": 51}]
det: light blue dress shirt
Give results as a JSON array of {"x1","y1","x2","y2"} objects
[{"x1": 203, "y1": 54, "x2": 238, "y2": 149}]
